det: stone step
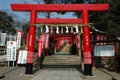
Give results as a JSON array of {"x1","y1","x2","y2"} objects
[
  {"x1": 44, "y1": 57, "x2": 81, "y2": 60},
  {"x1": 60, "y1": 43, "x2": 71, "y2": 53},
  {"x1": 44, "y1": 59, "x2": 81, "y2": 62},
  {"x1": 44, "y1": 55, "x2": 80, "y2": 59},
  {"x1": 43, "y1": 65, "x2": 81, "y2": 68},
  {"x1": 45, "y1": 55, "x2": 80, "y2": 58},
  {"x1": 43, "y1": 62, "x2": 81, "y2": 65},
  {"x1": 43, "y1": 55, "x2": 82, "y2": 65}
]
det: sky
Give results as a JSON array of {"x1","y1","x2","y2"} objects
[
  {"x1": 0, "y1": 0, "x2": 77, "y2": 22},
  {"x1": 0, "y1": 0, "x2": 29, "y2": 21}
]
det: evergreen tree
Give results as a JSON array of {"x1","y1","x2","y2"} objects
[
  {"x1": 90, "y1": 0, "x2": 120, "y2": 34},
  {"x1": 33, "y1": 0, "x2": 83, "y2": 4},
  {"x1": 29, "y1": 0, "x2": 120, "y2": 35},
  {"x1": 0, "y1": 11, "x2": 16, "y2": 34},
  {"x1": 106, "y1": 0, "x2": 120, "y2": 34}
]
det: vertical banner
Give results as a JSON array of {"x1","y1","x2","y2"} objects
[
  {"x1": 41, "y1": 34, "x2": 46, "y2": 49},
  {"x1": 6, "y1": 41, "x2": 17, "y2": 61},
  {"x1": 0, "y1": 33, "x2": 6, "y2": 46},
  {"x1": 76, "y1": 34, "x2": 80, "y2": 49},
  {"x1": 38, "y1": 40, "x2": 42, "y2": 58},
  {"x1": 45, "y1": 34, "x2": 49, "y2": 49},
  {"x1": 16, "y1": 30, "x2": 22, "y2": 49},
  {"x1": 17, "y1": 50, "x2": 27, "y2": 64},
  {"x1": 37, "y1": 33, "x2": 46, "y2": 58}
]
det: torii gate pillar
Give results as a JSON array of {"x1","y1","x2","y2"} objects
[
  {"x1": 82, "y1": 10, "x2": 92, "y2": 75},
  {"x1": 26, "y1": 11, "x2": 37, "y2": 74}
]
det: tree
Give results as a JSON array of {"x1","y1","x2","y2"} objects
[
  {"x1": 22, "y1": 22, "x2": 29, "y2": 35},
  {"x1": 0, "y1": 11, "x2": 16, "y2": 34},
  {"x1": 105, "y1": 0, "x2": 120, "y2": 34},
  {"x1": 32, "y1": 0, "x2": 83, "y2": 4},
  {"x1": 31, "y1": 0, "x2": 83, "y2": 17},
  {"x1": 24, "y1": 0, "x2": 120, "y2": 35},
  {"x1": 90, "y1": 0, "x2": 120, "y2": 34}
]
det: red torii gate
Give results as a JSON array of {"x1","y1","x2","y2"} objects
[{"x1": 11, "y1": 4, "x2": 109, "y2": 75}]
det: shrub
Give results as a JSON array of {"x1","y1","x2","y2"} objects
[{"x1": 69, "y1": 44, "x2": 78, "y2": 55}]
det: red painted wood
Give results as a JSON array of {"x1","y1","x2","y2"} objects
[
  {"x1": 38, "y1": 34, "x2": 46, "y2": 58},
  {"x1": 36, "y1": 18, "x2": 83, "y2": 24},
  {"x1": 82, "y1": 10, "x2": 92, "y2": 64},
  {"x1": 38, "y1": 40, "x2": 42, "y2": 58},
  {"x1": 11, "y1": 4, "x2": 109, "y2": 11},
  {"x1": 27, "y1": 11, "x2": 36, "y2": 63},
  {"x1": 11, "y1": 3, "x2": 109, "y2": 74}
]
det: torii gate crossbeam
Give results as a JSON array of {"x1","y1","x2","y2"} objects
[
  {"x1": 11, "y1": 4, "x2": 109, "y2": 75},
  {"x1": 11, "y1": 4, "x2": 108, "y2": 11},
  {"x1": 36, "y1": 18, "x2": 83, "y2": 24}
]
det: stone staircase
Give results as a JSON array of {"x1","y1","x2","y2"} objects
[
  {"x1": 43, "y1": 54, "x2": 81, "y2": 66},
  {"x1": 59, "y1": 43, "x2": 71, "y2": 53},
  {"x1": 43, "y1": 42, "x2": 81, "y2": 67}
]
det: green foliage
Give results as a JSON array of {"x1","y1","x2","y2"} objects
[
  {"x1": 22, "y1": 23, "x2": 29, "y2": 35},
  {"x1": 116, "y1": 47, "x2": 120, "y2": 57},
  {"x1": 19, "y1": 45, "x2": 26, "y2": 50},
  {"x1": 90, "y1": 0, "x2": 120, "y2": 34},
  {"x1": 69, "y1": 44, "x2": 78, "y2": 55},
  {"x1": 43, "y1": 0, "x2": 83, "y2": 4},
  {"x1": 46, "y1": 0, "x2": 120, "y2": 35},
  {"x1": 48, "y1": 45, "x2": 54, "y2": 55},
  {"x1": 106, "y1": 0, "x2": 120, "y2": 34},
  {"x1": 48, "y1": 36, "x2": 55, "y2": 55},
  {"x1": 0, "y1": 11, "x2": 16, "y2": 34},
  {"x1": 33, "y1": 0, "x2": 83, "y2": 16},
  {"x1": 34, "y1": 42, "x2": 38, "y2": 52},
  {"x1": 90, "y1": 12, "x2": 109, "y2": 32},
  {"x1": 25, "y1": 0, "x2": 120, "y2": 35}
]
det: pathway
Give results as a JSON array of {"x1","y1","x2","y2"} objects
[
  {"x1": 31, "y1": 68, "x2": 82, "y2": 80},
  {"x1": 0, "y1": 55, "x2": 5, "y2": 62}
]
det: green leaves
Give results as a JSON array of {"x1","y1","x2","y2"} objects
[
  {"x1": 105, "y1": 1, "x2": 120, "y2": 34},
  {"x1": 89, "y1": 0, "x2": 120, "y2": 34},
  {"x1": 0, "y1": 11, "x2": 16, "y2": 34}
]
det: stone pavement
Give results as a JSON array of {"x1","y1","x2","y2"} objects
[
  {"x1": 0, "y1": 66, "x2": 120, "y2": 80},
  {"x1": 0, "y1": 67, "x2": 33, "y2": 80},
  {"x1": 92, "y1": 68, "x2": 120, "y2": 80},
  {"x1": 31, "y1": 68, "x2": 82, "y2": 80},
  {"x1": 0, "y1": 55, "x2": 6, "y2": 62}
]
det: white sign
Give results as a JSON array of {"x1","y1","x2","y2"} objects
[
  {"x1": 17, "y1": 50, "x2": 27, "y2": 64},
  {"x1": 94, "y1": 45, "x2": 114, "y2": 57},
  {"x1": 6, "y1": 41, "x2": 17, "y2": 61},
  {"x1": 16, "y1": 31, "x2": 22, "y2": 49},
  {"x1": 0, "y1": 33, "x2": 6, "y2": 46}
]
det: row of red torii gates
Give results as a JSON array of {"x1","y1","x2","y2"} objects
[{"x1": 11, "y1": 4, "x2": 109, "y2": 75}]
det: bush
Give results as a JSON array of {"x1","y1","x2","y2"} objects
[
  {"x1": 34, "y1": 43, "x2": 38, "y2": 52},
  {"x1": 69, "y1": 44, "x2": 78, "y2": 55},
  {"x1": 48, "y1": 44, "x2": 54, "y2": 55},
  {"x1": 19, "y1": 45, "x2": 25, "y2": 50}
]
